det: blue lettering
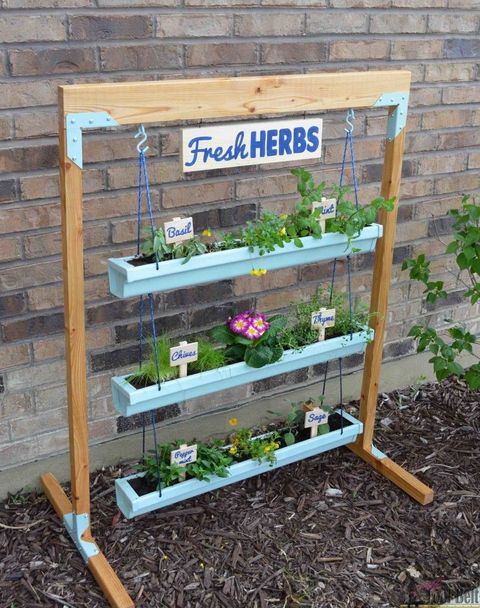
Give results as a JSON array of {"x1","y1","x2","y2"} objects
[
  {"x1": 250, "y1": 130, "x2": 266, "y2": 159},
  {"x1": 278, "y1": 128, "x2": 292, "y2": 155},
  {"x1": 321, "y1": 203, "x2": 335, "y2": 216},
  {"x1": 266, "y1": 129, "x2": 278, "y2": 156},
  {"x1": 185, "y1": 136, "x2": 214, "y2": 167},
  {"x1": 172, "y1": 349, "x2": 196, "y2": 362},
  {"x1": 307, "y1": 412, "x2": 327, "y2": 424},
  {"x1": 166, "y1": 221, "x2": 193, "y2": 240},
  {"x1": 293, "y1": 127, "x2": 307, "y2": 154},
  {"x1": 306, "y1": 126, "x2": 320, "y2": 153}
]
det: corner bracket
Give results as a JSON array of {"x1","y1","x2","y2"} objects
[
  {"x1": 65, "y1": 111, "x2": 119, "y2": 169},
  {"x1": 373, "y1": 91, "x2": 409, "y2": 142},
  {"x1": 63, "y1": 512, "x2": 100, "y2": 562}
]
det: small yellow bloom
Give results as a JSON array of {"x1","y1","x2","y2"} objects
[
  {"x1": 264, "y1": 446, "x2": 271, "y2": 453},
  {"x1": 274, "y1": 442, "x2": 280, "y2": 449},
  {"x1": 280, "y1": 213, "x2": 288, "y2": 220},
  {"x1": 228, "y1": 417, "x2": 238, "y2": 426},
  {"x1": 250, "y1": 268, "x2": 267, "y2": 277},
  {"x1": 229, "y1": 447, "x2": 237, "y2": 455},
  {"x1": 200, "y1": 562, "x2": 205, "y2": 569},
  {"x1": 202, "y1": 228, "x2": 212, "y2": 237},
  {"x1": 279, "y1": 227, "x2": 287, "y2": 236},
  {"x1": 162, "y1": 555, "x2": 168, "y2": 560}
]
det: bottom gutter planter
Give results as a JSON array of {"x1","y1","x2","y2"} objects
[
  {"x1": 116, "y1": 411, "x2": 362, "y2": 519},
  {"x1": 111, "y1": 327, "x2": 373, "y2": 417}
]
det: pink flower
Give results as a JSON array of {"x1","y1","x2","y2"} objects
[{"x1": 229, "y1": 311, "x2": 270, "y2": 341}]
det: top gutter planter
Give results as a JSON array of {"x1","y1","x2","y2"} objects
[{"x1": 108, "y1": 224, "x2": 383, "y2": 298}]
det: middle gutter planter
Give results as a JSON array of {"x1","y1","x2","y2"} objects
[
  {"x1": 111, "y1": 327, "x2": 373, "y2": 417},
  {"x1": 108, "y1": 224, "x2": 383, "y2": 298}
]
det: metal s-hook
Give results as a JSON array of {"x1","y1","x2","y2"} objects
[
  {"x1": 135, "y1": 124, "x2": 149, "y2": 154},
  {"x1": 345, "y1": 109, "x2": 355, "y2": 134}
]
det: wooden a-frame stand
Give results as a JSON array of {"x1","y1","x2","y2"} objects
[{"x1": 40, "y1": 71, "x2": 433, "y2": 608}]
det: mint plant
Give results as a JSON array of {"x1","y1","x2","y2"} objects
[{"x1": 403, "y1": 195, "x2": 480, "y2": 389}]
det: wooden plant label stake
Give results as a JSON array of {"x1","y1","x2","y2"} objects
[
  {"x1": 164, "y1": 216, "x2": 194, "y2": 244},
  {"x1": 169, "y1": 340, "x2": 198, "y2": 378},
  {"x1": 312, "y1": 197, "x2": 337, "y2": 233},
  {"x1": 311, "y1": 308, "x2": 336, "y2": 342},
  {"x1": 170, "y1": 443, "x2": 197, "y2": 481},
  {"x1": 303, "y1": 403, "x2": 329, "y2": 438}
]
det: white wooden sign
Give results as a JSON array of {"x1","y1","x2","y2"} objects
[
  {"x1": 164, "y1": 216, "x2": 194, "y2": 244},
  {"x1": 304, "y1": 408, "x2": 329, "y2": 429},
  {"x1": 170, "y1": 341, "x2": 198, "y2": 378},
  {"x1": 311, "y1": 308, "x2": 336, "y2": 341},
  {"x1": 182, "y1": 118, "x2": 322, "y2": 173},
  {"x1": 170, "y1": 443, "x2": 198, "y2": 466},
  {"x1": 312, "y1": 197, "x2": 337, "y2": 232}
]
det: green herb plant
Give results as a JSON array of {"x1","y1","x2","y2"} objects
[
  {"x1": 402, "y1": 195, "x2": 480, "y2": 389},
  {"x1": 142, "y1": 227, "x2": 207, "y2": 264},
  {"x1": 127, "y1": 335, "x2": 178, "y2": 388},
  {"x1": 228, "y1": 428, "x2": 280, "y2": 465},
  {"x1": 208, "y1": 314, "x2": 288, "y2": 368},
  {"x1": 279, "y1": 287, "x2": 369, "y2": 351},
  {"x1": 137, "y1": 440, "x2": 232, "y2": 489}
]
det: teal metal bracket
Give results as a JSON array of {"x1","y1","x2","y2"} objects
[
  {"x1": 373, "y1": 91, "x2": 409, "y2": 142},
  {"x1": 371, "y1": 444, "x2": 387, "y2": 460},
  {"x1": 65, "y1": 111, "x2": 119, "y2": 169},
  {"x1": 63, "y1": 512, "x2": 99, "y2": 562}
]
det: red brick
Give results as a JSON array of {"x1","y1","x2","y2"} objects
[
  {"x1": 107, "y1": 158, "x2": 181, "y2": 189},
  {"x1": 443, "y1": 85, "x2": 480, "y2": 105},
  {"x1": 0, "y1": 179, "x2": 16, "y2": 204},
  {"x1": 186, "y1": 42, "x2": 257, "y2": 67},
  {"x1": 100, "y1": 43, "x2": 182, "y2": 71},
  {"x1": 7, "y1": 360, "x2": 66, "y2": 390},
  {"x1": 14, "y1": 110, "x2": 57, "y2": 139},
  {"x1": 330, "y1": 40, "x2": 389, "y2": 61},
  {"x1": 370, "y1": 13, "x2": 427, "y2": 33},
  {"x1": 157, "y1": 13, "x2": 232, "y2": 37},
  {"x1": 0, "y1": 260, "x2": 62, "y2": 291},
  {"x1": 416, "y1": 152, "x2": 466, "y2": 176},
  {"x1": 0, "y1": 144, "x2": 57, "y2": 173},
  {"x1": 435, "y1": 171, "x2": 480, "y2": 195},
  {"x1": 0, "y1": 438, "x2": 38, "y2": 467},
  {"x1": 33, "y1": 336, "x2": 65, "y2": 362},
  {"x1": 35, "y1": 385, "x2": 66, "y2": 412},
  {"x1": 235, "y1": 13, "x2": 304, "y2": 36},
  {"x1": 70, "y1": 15, "x2": 153, "y2": 40},
  {"x1": 425, "y1": 62, "x2": 477, "y2": 83},
  {"x1": 236, "y1": 173, "x2": 297, "y2": 200},
  {"x1": 263, "y1": 42, "x2": 327, "y2": 64},
  {"x1": 0, "y1": 344, "x2": 31, "y2": 369},
  {"x1": 0, "y1": 393, "x2": 34, "y2": 420},
  {"x1": 307, "y1": 12, "x2": 367, "y2": 34},
  {"x1": 0, "y1": 115, "x2": 12, "y2": 140},
  {"x1": 6, "y1": 0, "x2": 93, "y2": 5},
  {"x1": 10, "y1": 407, "x2": 67, "y2": 440},
  {"x1": 20, "y1": 168, "x2": 104, "y2": 201},
  {"x1": 233, "y1": 267, "x2": 297, "y2": 295},
  {"x1": 0, "y1": 204, "x2": 60, "y2": 235},
  {"x1": 9, "y1": 47, "x2": 97, "y2": 77},
  {"x1": 0, "y1": 237, "x2": 22, "y2": 262},
  {"x1": 162, "y1": 180, "x2": 233, "y2": 208},
  {"x1": 24, "y1": 224, "x2": 108, "y2": 257},
  {"x1": 391, "y1": 39, "x2": 443, "y2": 60},
  {"x1": 0, "y1": 80, "x2": 57, "y2": 110},
  {"x1": 428, "y1": 14, "x2": 479, "y2": 33},
  {"x1": 422, "y1": 108, "x2": 471, "y2": 130},
  {"x1": 0, "y1": 15, "x2": 66, "y2": 42}
]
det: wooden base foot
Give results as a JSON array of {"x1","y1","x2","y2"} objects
[
  {"x1": 41, "y1": 472, "x2": 135, "y2": 608},
  {"x1": 348, "y1": 442, "x2": 434, "y2": 506}
]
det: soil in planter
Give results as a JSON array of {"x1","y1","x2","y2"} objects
[{"x1": 128, "y1": 412, "x2": 353, "y2": 497}]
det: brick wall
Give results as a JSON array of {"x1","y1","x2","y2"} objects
[{"x1": 0, "y1": 0, "x2": 479, "y2": 471}]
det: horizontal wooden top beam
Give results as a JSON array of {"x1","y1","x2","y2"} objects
[{"x1": 60, "y1": 70, "x2": 411, "y2": 125}]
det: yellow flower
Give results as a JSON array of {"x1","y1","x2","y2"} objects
[
  {"x1": 229, "y1": 447, "x2": 237, "y2": 455},
  {"x1": 228, "y1": 417, "x2": 238, "y2": 427},
  {"x1": 279, "y1": 227, "x2": 287, "y2": 236},
  {"x1": 280, "y1": 213, "x2": 288, "y2": 220},
  {"x1": 202, "y1": 228, "x2": 212, "y2": 237},
  {"x1": 250, "y1": 268, "x2": 267, "y2": 277},
  {"x1": 264, "y1": 445, "x2": 271, "y2": 453},
  {"x1": 200, "y1": 562, "x2": 205, "y2": 569},
  {"x1": 274, "y1": 442, "x2": 280, "y2": 449},
  {"x1": 162, "y1": 555, "x2": 168, "y2": 560}
]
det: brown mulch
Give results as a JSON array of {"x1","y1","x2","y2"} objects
[{"x1": 1, "y1": 377, "x2": 480, "y2": 608}]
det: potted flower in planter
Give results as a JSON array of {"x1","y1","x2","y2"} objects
[{"x1": 111, "y1": 289, "x2": 373, "y2": 417}]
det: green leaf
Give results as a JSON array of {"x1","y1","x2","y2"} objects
[
  {"x1": 284, "y1": 431, "x2": 295, "y2": 446},
  {"x1": 244, "y1": 346, "x2": 273, "y2": 368},
  {"x1": 208, "y1": 324, "x2": 236, "y2": 345},
  {"x1": 445, "y1": 241, "x2": 458, "y2": 254}
]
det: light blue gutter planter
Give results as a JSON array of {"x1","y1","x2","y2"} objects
[
  {"x1": 108, "y1": 224, "x2": 383, "y2": 298},
  {"x1": 111, "y1": 327, "x2": 373, "y2": 417},
  {"x1": 116, "y1": 411, "x2": 363, "y2": 519}
]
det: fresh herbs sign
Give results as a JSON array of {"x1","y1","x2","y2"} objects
[{"x1": 182, "y1": 118, "x2": 323, "y2": 173}]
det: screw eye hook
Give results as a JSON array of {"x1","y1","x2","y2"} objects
[
  {"x1": 345, "y1": 109, "x2": 355, "y2": 134},
  {"x1": 135, "y1": 124, "x2": 149, "y2": 154}
]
